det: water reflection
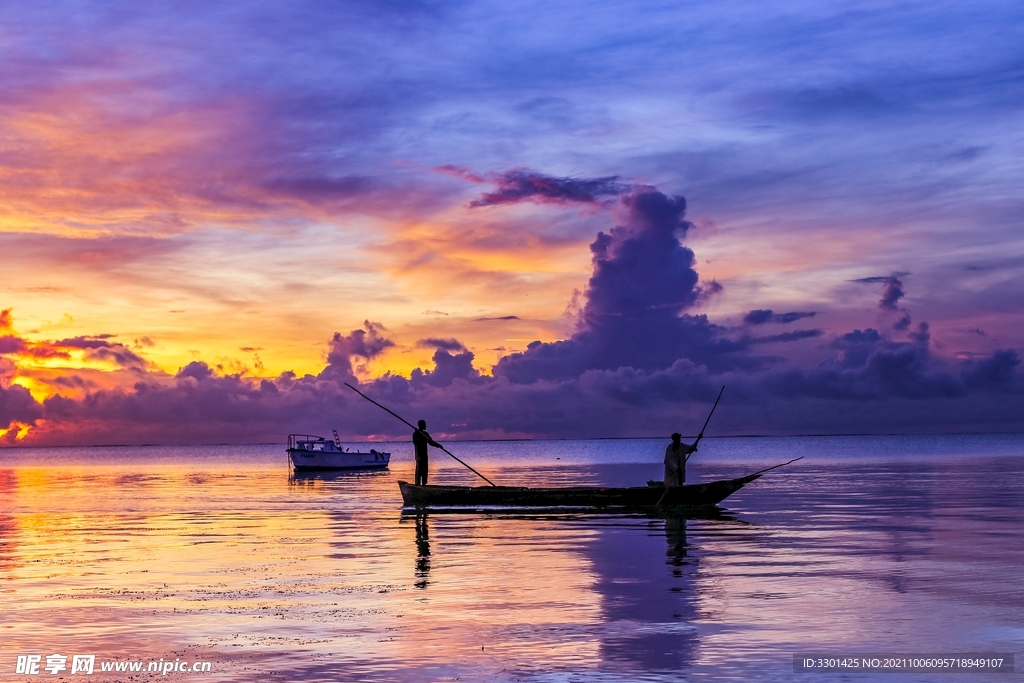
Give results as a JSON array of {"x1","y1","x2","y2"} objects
[
  {"x1": 575, "y1": 513, "x2": 701, "y2": 673},
  {"x1": 0, "y1": 470, "x2": 15, "y2": 574},
  {"x1": 414, "y1": 512, "x2": 431, "y2": 589},
  {"x1": 665, "y1": 515, "x2": 689, "y2": 573},
  {"x1": 3, "y1": 443, "x2": 1022, "y2": 682}
]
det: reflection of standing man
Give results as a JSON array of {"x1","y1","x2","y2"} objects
[
  {"x1": 414, "y1": 512, "x2": 431, "y2": 589},
  {"x1": 665, "y1": 515, "x2": 688, "y2": 573},
  {"x1": 664, "y1": 433, "x2": 697, "y2": 487},
  {"x1": 412, "y1": 419, "x2": 441, "y2": 486}
]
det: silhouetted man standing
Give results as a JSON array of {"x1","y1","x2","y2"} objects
[
  {"x1": 413, "y1": 419, "x2": 441, "y2": 486},
  {"x1": 664, "y1": 432, "x2": 698, "y2": 487}
]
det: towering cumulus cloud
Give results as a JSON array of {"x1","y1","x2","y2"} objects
[{"x1": 494, "y1": 189, "x2": 739, "y2": 383}]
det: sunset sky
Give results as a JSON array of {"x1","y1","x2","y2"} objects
[{"x1": 2, "y1": 0, "x2": 1023, "y2": 445}]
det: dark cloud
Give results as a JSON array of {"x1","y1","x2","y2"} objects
[
  {"x1": 962, "y1": 349, "x2": 1021, "y2": 389},
  {"x1": 417, "y1": 337, "x2": 467, "y2": 353},
  {"x1": 0, "y1": 383, "x2": 43, "y2": 435},
  {"x1": 324, "y1": 321, "x2": 394, "y2": 379},
  {"x1": 743, "y1": 309, "x2": 817, "y2": 325},
  {"x1": 850, "y1": 275, "x2": 909, "y2": 312},
  {"x1": 410, "y1": 349, "x2": 482, "y2": 388},
  {"x1": 761, "y1": 324, "x2": 1022, "y2": 410},
  {"x1": 50, "y1": 375, "x2": 96, "y2": 390},
  {"x1": 909, "y1": 322, "x2": 930, "y2": 346},
  {"x1": 746, "y1": 329, "x2": 823, "y2": 345},
  {"x1": 54, "y1": 336, "x2": 148, "y2": 369},
  {"x1": 743, "y1": 309, "x2": 773, "y2": 325},
  {"x1": 879, "y1": 278, "x2": 906, "y2": 311},
  {"x1": 176, "y1": 361, "x2": 214, "y2": 381},
  {"x1": 2, "y1": 330, "x2": 147, "y2": 366},
  {"x1": 469, "y1": 170, "x2": 633, "y2": 207},
  {"x1": 473, "y1": 315, "x2": 519, "y2": 322},
  {"x1": 0, "y1": 336, "x2": 27, "y2": 355},
  {"x1": 494, "y1": 189, "x2": 752, "y2": 383},
  {"x1": 774, "y1": 311, "x2": 816, "y2": 324},
  {"x1": 768, "y1": 335, "x2": 966, "y2": 401}
]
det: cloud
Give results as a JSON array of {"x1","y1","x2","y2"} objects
[
  {"x1": 879, "y1": 278, "x2": 906, "y2": 312},
  {"x1": 850, "y1": 275, "x2": 909, "y2": 312},
  {"x1": 493, "y1": 189, "x2": 749, "y2": 383},
  {"x1": 324, "y1": 321, "x2": 395, "y2": 379},
  {"x1": 4, "y1": 177, "x2": 1024, "y2": 445},
  {"x1": 54, "y1": 336, "x2": 149, "y2": 369},
  {"x1": 0, "y1": 383, "x2": 42, "y2": 438},
  {"x1": 743, "y1": 309, "x2": 817, "y2": 325},
  {"x1": 746, "y1": 329, "x2": 823, "y2": 345},
  {"x1": 962, "y1": 349, "x2": 1021, "y2": 389},
  {"x1": 417, "y1": 338, "x2": 467, "y2": 353},
  {"x1": 768, "y1": 333, "x2": 966, "y2": 401},
  {"x1": 468, "y1": 169, "x2": 633, "y2": 207},
  {"x1": 0, "y1": 336, "x2": 27, "y2": 355},
  {"x1": 410, "y1": 349, "x2": 482, "y2": 388},
  {"x1": 0, "y1": 314, "x2": 148, "y2": 369}
]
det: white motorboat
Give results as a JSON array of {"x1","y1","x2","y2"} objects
[{"x1": 287, "y1": 433, "x2": 391, "y2": 471}]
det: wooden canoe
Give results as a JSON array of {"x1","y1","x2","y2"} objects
[
  {"x1": 398, "y1": 472, "x2": 760, "y2": 509},
  {"x1": 397, "y1": 458, "x2": 802, "y2": 509}
]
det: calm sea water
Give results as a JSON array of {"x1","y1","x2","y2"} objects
[{"x1": 2, "y1": 435, "x2": 1023, "y2": 682}]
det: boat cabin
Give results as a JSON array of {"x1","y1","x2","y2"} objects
[{"x1": 287, "y1": 434, "x2": 345, "y2": 453}]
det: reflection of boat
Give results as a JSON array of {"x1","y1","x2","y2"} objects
[
  {"x1": 287, "y1": 434, "x2": 391, "y2": 471},
  {"x1": 398, "y1": 458, "x2": 801, "y2": 509}
]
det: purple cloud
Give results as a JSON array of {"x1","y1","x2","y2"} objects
[
  {"x1": 743, "y1": 309, "x2": 817, "y2": 325},
  {"x1": 417, "y1": 337, "x2": 467, "y2": 353},
  {"x1": 324, "y1": 321, "x2": 395, "y2": 379},
  {"x1": 851, "y1": 275, "x2": 908, "y2": 311},
  {"x1": 0, "y1": 383, "x2": 42, "y2": 437},
  {"x1": 410, "y1": 349, "x2": 482, "y2": 388},
  {"x1": 493, "y1": 189, "x2": 750, "y2": 383},
  {"x1": 469, "y1": 170, "x2": 633, "y2": 207},
  {"x1": 746, "y1": 329, "x2": 823, "y2": 345},
  {"x1": 55, "y1": 336, "x2": 148, "y2": 369}
]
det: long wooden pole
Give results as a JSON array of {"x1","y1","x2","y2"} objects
[
  {"x1": 693, "y1": 385, "x2": 725, "y2": 447},
  {"x1": 747, "y1": 456, "x2": 804, "y2": 477},
  {"x1": 344, "y1": 382, "x2": 497, "y2": 487}
]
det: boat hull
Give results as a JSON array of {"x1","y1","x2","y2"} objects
[
  {"x1": 288, "y1": 449, "x2": 391, "y2": 471},
  {"x1": 398, "y1": 473, "x2": 761, "y2": 509}
]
